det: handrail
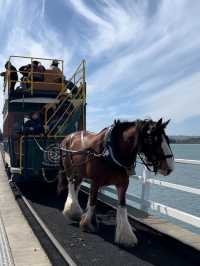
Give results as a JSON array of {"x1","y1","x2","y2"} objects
[
  {"x1": 83, "y1": 158, "x2": 200, "y2": 229},
  {"x1": 9, "y1": 55, "x2": 63, "y2": 63},
  {"x1": 175, "y1": 158, "x2": 200, "y2": 165},
  {"x1": 55, "y1": 101, "x2": 82, "y2": 136},
  {"x1": 45, "y1": 60, "x2": 86, "y2": 135}
]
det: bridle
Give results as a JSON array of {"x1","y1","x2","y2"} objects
[{"x1": 138, "y1": 132, "x2": 174, "y2": 173}]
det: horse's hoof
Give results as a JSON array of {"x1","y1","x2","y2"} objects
[
  {"x1": 63, "y1": 203, "x2": 83, "y2": 221},
  {"x1": 80, "y1": 222, "x2": 97, "y2": 233},
  {"x1": 80, "y1": 213, "x2": 98, "y2": 233},
  {"x1": 63, "y1": 210, "x2": 82, "y2": 221},
  {"x1": 115, "y1": 233, "x2": 138, "y2": 247}
]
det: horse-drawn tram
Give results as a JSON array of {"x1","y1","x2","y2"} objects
[
  {"x1": 2, "y1": 55, "x2": 86, "y2": 182},
  {"x1": 0, "y1": 56, "x2": 199, "y2": 265}
]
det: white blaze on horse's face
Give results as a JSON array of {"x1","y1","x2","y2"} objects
[{"x1": 159, "y1": 135, "x2": 174, "y2": 176}]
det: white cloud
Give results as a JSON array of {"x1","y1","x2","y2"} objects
[
  {"x1": 67, "y1": 0, "x2": 146, "y2": 56},
  {"x1": 0, "y1": 0, "x2": 199, "y2": 134},
  {"x1": 140, "y1": 72, "x2": 200, "y2": 123}
]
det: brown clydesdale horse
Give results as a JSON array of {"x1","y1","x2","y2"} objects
[{"x1": 57, "y1": 118, "x2": 174, "y2": 247}]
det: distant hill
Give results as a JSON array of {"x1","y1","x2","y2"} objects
[{"x1": 169, "y1": 136, "x2": 200, "y2": 144}]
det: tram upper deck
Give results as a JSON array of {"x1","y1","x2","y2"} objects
[{"x1": 2, "y1": 55, "x2": 86, "y2": 137}]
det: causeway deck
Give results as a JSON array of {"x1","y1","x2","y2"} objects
[{"x1": 18, "y1": 183, "x2": 199, "y2": 266}]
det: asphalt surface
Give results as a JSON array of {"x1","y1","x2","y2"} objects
[{"x1": 16, "y1": 183, "x2": 198, "y2": 266}]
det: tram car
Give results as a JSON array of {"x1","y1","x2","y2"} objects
[{"x1": 2, "y1": 56, "x2": 86, "y2": 182}]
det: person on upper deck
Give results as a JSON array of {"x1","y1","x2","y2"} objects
[
  {"x1": 19, "y1": 61, "x2": 46, "y2": 88},
  {"x1": 31, "y1": 60, "x2": 46, "y2": 81},
  {"x1": 19, "y1": 63, "x2": 31, "y2": 89},
  {"x1": 50, "y1": 59, "x2": 61, "y2": 72},
  {"x1": 0, "y1": 61, "x2": 18, "y2": 96}
]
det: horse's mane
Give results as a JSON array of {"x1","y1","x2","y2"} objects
[
  {"x1": 113, "y1": 119, "x2": 154, "y2": 132},
  {"x1": 110, "y1": 119, "x2": 155, "y2": 165}
]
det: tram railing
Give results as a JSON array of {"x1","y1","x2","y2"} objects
[
  {"x1": 7, "y1": 55, "x2": 65, "y2": 95},
  {"x1": 83, "y1": 159, "x2": 200, "y2": 229},
  {"x1": 45, "y1": 60, "x2": 86, "y2": 136}
]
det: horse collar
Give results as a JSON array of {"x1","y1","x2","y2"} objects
[{"x1": 103, "y1": 125, "x2": 134, "y2": 172}]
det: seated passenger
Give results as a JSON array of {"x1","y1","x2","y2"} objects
[
  {"x1": 20, "y1": 61, "x2": 45, "y2": 86},
  {"x1": 19, "y1": 63, "x2": 31, "y2": 89},
  {"x1": 31, "y1": 60, "x2": 45, "y2": 82},
  {"x1": 23, "y1": 112, "x2": 44, "y2": 135},
  {"x1": 50, "y1": 59, "x2": 61, "y2": 72},
  {"x1": 1, "y1": 61, "x2": 18, "y2": 96}
]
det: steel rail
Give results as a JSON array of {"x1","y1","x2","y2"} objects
[{"x1": 20, "y1": 192, "x2": 77, "y2": 266}]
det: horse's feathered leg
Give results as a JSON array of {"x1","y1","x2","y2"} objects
[
  {"x1": 115, "y1": 183, "x2": 138, "y2": 247},
  {"x1": 63, "y1": 177, "x2": 83, "y2": 221},
  {"x1": 80, "y1": 180, "x2": 99, "y2": 232}
]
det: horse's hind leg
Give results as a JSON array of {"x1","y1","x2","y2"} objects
[
  {"x1": 63, "y1": 177, "x2": 83, "y2": 221},
  {"x1": 115, "y1": 183, "x2": 138, "y2": 247},
  {"x1": 80, "y1": 180, "x2": 99, "y2": 232}
]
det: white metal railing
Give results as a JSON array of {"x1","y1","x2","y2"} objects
[{"x1": 83, "y1": 158, "x2": 200, "y2": 229}]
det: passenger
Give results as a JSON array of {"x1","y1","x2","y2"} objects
[
  {"x1": 50, "y1": 59, "x2": 61, "y2": 72},
  {"x1": 35, "y1": 62, "x2": 46, "y2": 81},
  {"x1": 19, "y1": 63, "x2": 31, "y2": 78},
  {"x1": 19, "y1": 63, "x2": 31, "y2": 89},
  {"x1": 65, "y1": 80, "x2": 78, "y2": 96},
  {"x1": 21, "y1": 61, "x2": 45, "y2": 86},
  {"x1": 31, "y1": 60, "x2": 43, "y2": 81},
  {"x1": 23, "y1": 111, "x2": 44, "y2": 135},
  {"x1": 19, "y1": 61, "x2": 42, "y2": 88},
  {"x1": 0, "y1": 61, "x2": 18, "y2": 96}
]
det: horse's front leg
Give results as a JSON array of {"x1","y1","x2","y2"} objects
[
  {"x1": 115, "y1": 183, "x2": 138, "y2": 247},
  {"x1": 63, "y1": 177, "x2": 83, "y2": 221},
  {"x1": 80, "y1": 180, "x2": 99, "y2": 233}
]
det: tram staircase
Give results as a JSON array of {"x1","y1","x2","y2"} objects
[{"x1": 44, "y1": 61, "x2": 86, "y2": 136}]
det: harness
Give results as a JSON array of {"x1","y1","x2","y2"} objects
[
  {"x1": 33, "y1": 125, "x2": 134, "y2": 174},
  {"x1": 33, "y1": 122, "x2": 173, "y2": 175},
  {"x1": 102, "y1": 126, "x2": 135, "y2": 172}
]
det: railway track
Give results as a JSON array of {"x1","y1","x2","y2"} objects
[
  {"x1": 7, "y1": 179, "x2": 198, "y2": 266},
  {"x1": 10, "y1": 181, "x2": 76, "y2": 266}
]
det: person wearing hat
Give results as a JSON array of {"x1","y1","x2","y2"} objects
[
  {"x1": 1, "y1": 61, "x2": 18, "y2": 96},
  {"x1": 50, "y1": 59, "x2": 61, "y2": 72}
]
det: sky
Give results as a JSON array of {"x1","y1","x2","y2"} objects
[{"x1": 0, "y1": 0, "x2": 200, "y2": 135}]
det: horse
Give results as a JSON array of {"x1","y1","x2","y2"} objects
[{"x1": 57, "y1": 118, "x2": 174, "y2": 247}]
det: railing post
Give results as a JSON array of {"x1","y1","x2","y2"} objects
[{"x1": 141, "y1": 166, "x2": 151, "y2": 212}]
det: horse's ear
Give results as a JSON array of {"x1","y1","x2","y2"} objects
[
  {"x1": 162, "y1": 119, "x2": 170, "y2": 128},
  {"x1": 156, "y1": 118, "x2": 163, "y2": 128},
  {"x1": 114, "y1": 119, "x2": 119, "y2": 126}
]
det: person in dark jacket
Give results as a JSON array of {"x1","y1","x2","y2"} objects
[
  {"x1": 19, "y1": 63, "x2": 31, "y2": 89},
  {"x1": 23, "y1": 112, "x2": 44, "y2": 135},
  {"x1": 0, "y1": 61, "x2": 18, "y2": 96}
]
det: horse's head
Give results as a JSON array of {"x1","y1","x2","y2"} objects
[{"x1": 139, "y1": 118, "x2": 174, "y2": 176}]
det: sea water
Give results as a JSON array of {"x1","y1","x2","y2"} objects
[{"x1": 128, "y1": 144, "x2": 200, "y2": 234}]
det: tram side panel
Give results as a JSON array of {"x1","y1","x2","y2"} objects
[{"x1": 19, "y1": 137, "x2": 62, "y2": 181}]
